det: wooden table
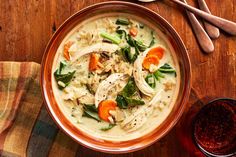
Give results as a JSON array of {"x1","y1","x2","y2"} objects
[{"x1": 0, "y1": 0, "x2": 235, "y2": 156}]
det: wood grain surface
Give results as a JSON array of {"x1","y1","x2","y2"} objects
[{"x1": 0, "y1": 0, "x2": 236, "y2": 156}]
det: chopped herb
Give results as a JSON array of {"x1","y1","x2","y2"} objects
[
  {"x1": 100, "y1": 32, "x2": 121, "y2": 44},
  {"x1": 54, "y1": 62, "x2": 75, "y2": 90},
  {"x1": 115, "y1": 19, "x2": 130, "y2": 25},
  {"x1": 100, "y1": 124, "x2": 116, "y2": 131},
  {"x1": 149, "y1": 31, "x2": 156, "y2": 48},
  {"x1": 145, "y1": 73, "x2": 156, "y2": 88},
  {"x1": 82, "y1": 104, "x2": 100, "y2": 122}
]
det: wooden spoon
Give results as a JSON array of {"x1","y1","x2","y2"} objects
[
  {"x1": 198, "y1": 0, "x2": 220, "y2": 39},
  {"x1": 171, "y1": 0, "x2": 236, "y2": 35},
  {"x1": 139, "y1": 0, "x2": 214, "y2": 52},
  {"x1": 138, "y1": 0, "x2": 236, "y2": 35},
  {"x1": 181, "y1": 0, "x2": 214, "y2": 53}
]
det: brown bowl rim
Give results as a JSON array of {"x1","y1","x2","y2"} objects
[{"x1": 40, "y1": 1, "x2": 192, "y2": 154}]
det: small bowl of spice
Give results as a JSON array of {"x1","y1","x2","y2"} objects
[{"x1": 192, "y1": 98, "x2": 236, "y2": 157}]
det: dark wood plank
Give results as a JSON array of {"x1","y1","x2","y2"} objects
[{"x1": 0, "y1": 0, "x2": 235, "y2": 156}]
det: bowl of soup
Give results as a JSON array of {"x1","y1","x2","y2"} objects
[{"x1": 41, "y1": 1, "x2": 191, "y2": 153}]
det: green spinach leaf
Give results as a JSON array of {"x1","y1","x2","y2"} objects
[
  {"x1": 135, "y1": 40, "x2": 148, "y2": 52},
  {"x1": 116, "y1": 77, "x2": 145, "y2": 109},
  {"x1": 120, "y1": 77, "x2": 137, "y2": 97},
  {"x1": 82, "y1": 104, "x2": 100, "y2": 122},
  {"x1": 121, "y1": 46, "x2": 138, "y2": 63},
  {"x1": 158, "y1": 63, "x2": 176, "y2": 74},
  {"x1": 54, "y1": 62, "x2": 75, "y2": 90},
  {"x1": 116, "y1": 29, "x2": 127, "y2": 39},
  {"x1": 152, "y1": 63, "x2": 176, "y2": 83},
  {"x1": 83, "y1": 104, "x2": 98, "y2": 113},
  {"x1": 116, "y1": 19, "x2": 130, "y2": 25},
  {"x1": 116, "y1": 94, "x2": 144, "y2": 109},
  {"x1": 124, "y1": 96, "x2": 145, "y2": 106},
  {"x1": 82, "y1": 110, "x2": 101, "y2": 122},
  {"x1": 116, "y1": 94, "x2": 128, "y2": 109},
  {"x1": 58, "y1": 61, "x2": 67, "y2": 74},
  {"x1": 127, "y1": 35, "x2": 147, "y2": 52}
]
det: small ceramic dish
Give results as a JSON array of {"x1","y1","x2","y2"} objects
[{"x1": 41, "y1": 1, "x2": 191, "y2": 153}]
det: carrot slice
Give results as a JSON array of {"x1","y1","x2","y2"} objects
[
  {"x1": 129, "y1": 27, "x2": 138, "y2": 37},
  {"x1": 98, "y1": 100, "x2": 117, "y2": 122},
  {"x1": 63, "y1": 41, "x2": 73, "y2": 61},
  {"x1": 147, "y1": 47, "x2": 165, "y2": 59},
  {"x1": 89, "y1": 53, "x2": 99, "y2": 71},
  {"x1": 142, "y1": 55, "x2": 159, "y2": 70}
]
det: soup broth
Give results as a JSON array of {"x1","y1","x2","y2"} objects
[{"x1": 52, "y1": 14, "x2": 180, "y2": 141}]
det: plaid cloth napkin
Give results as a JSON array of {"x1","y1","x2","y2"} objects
[{"x1": 0, "y1": 62, "x2": 79, "y2": 157}]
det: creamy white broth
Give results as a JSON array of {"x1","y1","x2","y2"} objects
[{"x1": 52, "y1": 14, "x2": 180, "y2": 141}]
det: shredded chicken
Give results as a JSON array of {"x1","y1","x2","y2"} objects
[
  {"x1": 71, "y1": 43, "x2": 119, "y2": 63},
  {"x1": 120, "y1": 90, "x2": 163, "y2": 132},
  {"x1": 133, "y1": 48, "x2": 155, "y2": 96},
  {"x1": 95, "y1": 73, "x2": 129, "y2": 108}
]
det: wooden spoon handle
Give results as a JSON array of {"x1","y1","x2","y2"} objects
[
  {"x1": 181, "y1": 0, "x2": 214, "y2": 53},
  {"x1": 198, "y1": 0, "x2": 220, "y2": 39},
  {"x1": 171, "y1": 0, "x2": 236, "y2": 35}
]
